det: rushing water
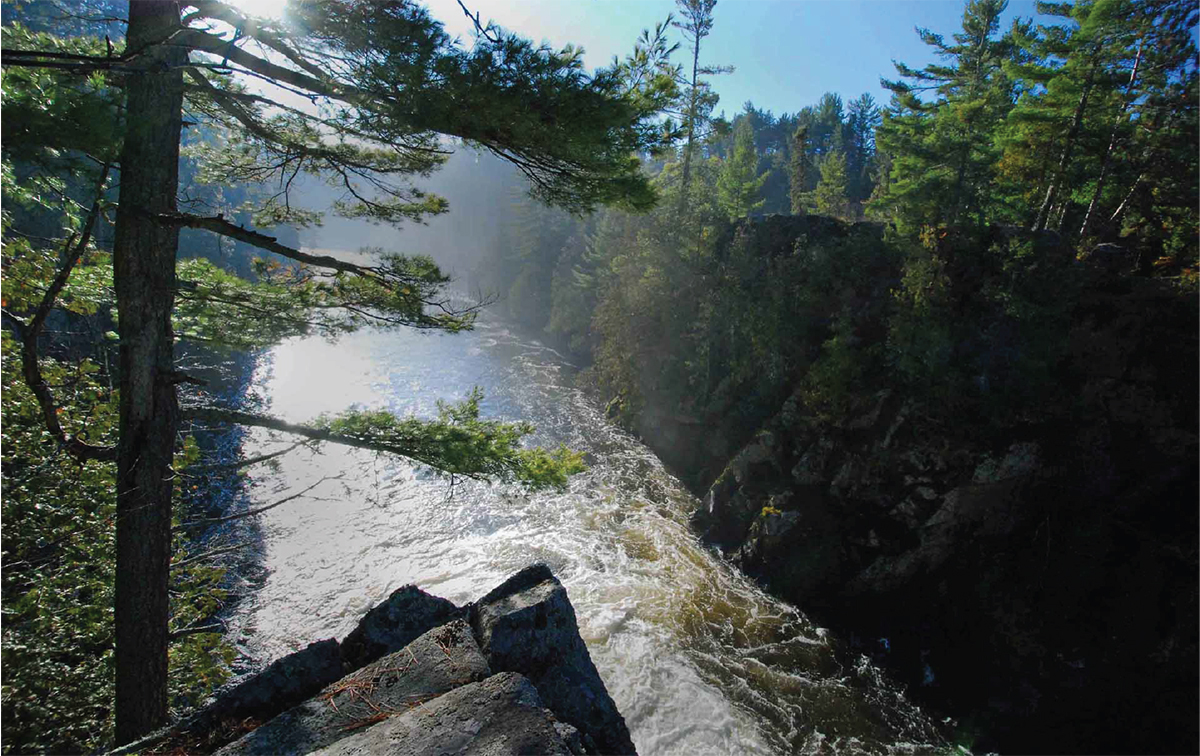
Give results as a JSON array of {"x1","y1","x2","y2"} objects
[{"x1": 224, "y1": 311, "x2": 945, "y2": 756}]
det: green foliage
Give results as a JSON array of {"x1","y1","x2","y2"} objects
[
  {"x1": 314, "y1": 388, "x2": 585, "y2": 490},
  {"x1": 886, "y1": 227, "x2": 1080, "y2": 422},
  {"x1": 788, "y1": 125, "x2": 811, "y2": 214},
  {"x1": 887, "y1": 246, "x2": 959, "y2": 395},
  {"x1": 286, "y1": 0, "x2": 670, "y2": 214},
  {"x1": 809, "y1": 150, "x2": 851, "y2": 219},
  {"x1": 173, "y1": 252, "x2": 468, "y2": 349},
  {"x1": 716, "y1": 118, "x2": 768, "y2": 219},
  {"x1": 0, "y1": 334, "x2": 233, "y2": 755},
  {"x1": 0, "y1": 23, "x2": 122, "y2": 168},
  {"x1": 875, "y1": 0, "x2": 1015, "y2": 231}
]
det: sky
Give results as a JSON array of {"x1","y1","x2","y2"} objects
[{"x1": 418, "y1": 0, "x2": 1046, "y2": 118}]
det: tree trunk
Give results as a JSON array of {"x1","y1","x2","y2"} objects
[
  {"x1": 679, "y1": 40, "x2": 701, "y2": 198},
  {"x1": 112, "y1": 1, "x2": 186, "y2": 745},
  {"x1": 1032, "y1": 52, "x2": 1099, "y2": 233},
  {"x1": 1079, "y1": 41, "x2": 1143, "y2": 240}
]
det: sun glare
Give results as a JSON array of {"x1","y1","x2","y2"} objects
[{"x1": 228, "y1": 0, "x2": 290, "y2": 23}]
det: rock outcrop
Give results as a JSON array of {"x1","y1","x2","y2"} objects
[
  {"x1": 309, "y1": 672, "x2": 580, "y2": 756},
  {"x1": 687, "y1": 274, "x2": 1198, "y2": 754},
  {"x1": 114, "y1": 566, "x2": 634, "y2": 756},
  {"x1": 216, "y1": 620, "x2": 491, "y2": 756},
  {"x1": 470, "y1": 564, "x2": 636, "y2": 755}
]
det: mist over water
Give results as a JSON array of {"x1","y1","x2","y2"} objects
[{"x1": 226, "y1": 310, "x2": 944, "y2": 755}]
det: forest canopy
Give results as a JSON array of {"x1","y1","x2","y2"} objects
[{"x1": 1, "y1": 0, "x2": 1196, "y2": 752}]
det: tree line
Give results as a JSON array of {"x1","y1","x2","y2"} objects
[
  {"x1": 471, "y1": 0, "x2": 1195, "y2": 478},
  {"x1": 0, "y1": 0, "x2": 1195, "y2": 752}
]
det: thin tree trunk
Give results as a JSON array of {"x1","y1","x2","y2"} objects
[
  {"x1": 679, "y1": 39, "x2": 701, "y2": 197},
  {"x1": 1079, "y1": 41, "x2": 1143, "y2": 240},
  {"x1": 112, "y1": 0, "x2": 186, "y2": 745},
  {"x1": 1108, "y1": 172, "x2": 1143, "y2": 226},
  {"x1": 1032, "y1": 52, "x2": 1099, "y2": 232}
]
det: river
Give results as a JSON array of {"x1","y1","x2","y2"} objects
[{"x1": 222, "y1": 310, "x2": 946, "y2": 756}]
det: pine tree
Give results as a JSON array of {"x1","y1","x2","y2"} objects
[
  {"x1": 810, "y1": 150, "x2": 851, "y2": 219},
  {"x1": 671, "y1": 0, "x2": 734, "y2": 196},
  {"x1": 717, "y1": 118, "x2": 768, "y2": 219},
  {"x1": 789, "y1": 124, "x2": 812, "y2": 214},
  {"x1": 2, "y1": 0, "x2": 674, "y2": 741},
  {"x1": 876, "y1": 0, "x2": 1016, "y2": 230},
  {"x1": 844, "y1": 93, "x2": 882, "y2": 204},
  {"x1": 1002, "y1": 0, "x2": 1119, "y2": 231}
]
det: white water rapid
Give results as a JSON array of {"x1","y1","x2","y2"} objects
[{"x1": 224, "y1": 312, "x2": 944, "y2": 756}]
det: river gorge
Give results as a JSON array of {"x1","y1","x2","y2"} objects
[{"x1": 219, "y1": 309, "x2": 945, "y2": 756}]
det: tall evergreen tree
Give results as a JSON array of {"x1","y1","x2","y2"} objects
[
  {"x1": 717, "y1": 118, "x2": 768, "y2": 219},
  {"x1": 671, "y1": 0, "x2": 733, "y2": 195},
  {"x1": 810, "y1": 150, "x2": 851, "y2": 219},
  {"x1": 1003, "y1": 0, "x2": 1119, "y2": 231},
  {"x1": 844, "y1": 93, "x2": 882, "y2": 204},
  {"x1": 789, "y1": 124, "x2": 812, "y2": 214},
  {"x1": 876, "y1": 0, "x2": 1016, "y2": 229},
  {"x1": 2, "y1": 0, "x2": 674, "y2": 741}
]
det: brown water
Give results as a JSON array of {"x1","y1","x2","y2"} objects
[{"x1": 225, "y1": 312, "x2": 947, "y2": 755}]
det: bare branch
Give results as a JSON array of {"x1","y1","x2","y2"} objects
[
  {"x1": 17, "y1": 165, "x2": 118, "y2": 464},
  {"x1": 171, "y1": 541, "x2": 254, "y2": 570},
  {"x1": 187, "y1": 441, "x2": 307, "y2": 473},
  {"x1": 455, "y1": 0, "x2": 502, "y2": 44},
  {"x1": 175, "y1": 474, "x2": 342, "y2": 531},
  {"x1": 168, "y1": 623, "x2": 225, "y2": 642},
  {"x1": 154, "y1": 210, "x2": 384, "y2": 279}
]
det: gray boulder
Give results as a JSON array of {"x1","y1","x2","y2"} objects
[
  {"x1": 213, "y1": 638, "x2": 345, "y2": 721},
  {"x1": 309, "y1": 672, "x2": 577, "y2": 756},
  {"x1": 340, "y1": 584, "x2": 461, "y2": 671},
  {"x1": 216, "y1": 620, "x2": 490, "y2": 756},
  {"x1": 469, "y1": 564, "x2": 637, "y2": 755}
]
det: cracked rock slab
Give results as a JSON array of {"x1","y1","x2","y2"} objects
[
  {"x1": 216, "y1": 620, "x2": 490, "y2": 756},
  {"x1": 309, "y1": 672, "x2": 575, "y2": 756},
  {"x1": 470, "y1": 564, "x2": 637, "y2": 755}
]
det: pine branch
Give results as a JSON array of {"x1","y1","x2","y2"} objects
[
  {"x1": 181, "y1": 406, "x2": 484, "y2": 477},
  {"x1": 153, "y1": 211, "x2": 383, "y2": 279}
]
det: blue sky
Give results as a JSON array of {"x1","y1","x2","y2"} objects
[{"x1": 422, "y1": 0, "x2": 1045, "y2": 118}]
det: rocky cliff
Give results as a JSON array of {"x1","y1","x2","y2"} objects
[
  {"x1": 676, "y1": 236, "x2": 1199, "y2": 753},
  {"x1": 111, "y1": 565, "x2": 636, "y2": 756}
]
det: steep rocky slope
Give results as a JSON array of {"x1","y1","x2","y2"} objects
[{"x1": 632, "y1": 218, "x2": 1197, "y2": 754}]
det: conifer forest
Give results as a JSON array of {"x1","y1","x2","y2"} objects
[{"x1": 1, "y1": 1, "x2": 1196, "y2": 754}]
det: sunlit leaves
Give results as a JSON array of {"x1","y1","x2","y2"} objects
[
  {"x1": 313, "y1": 387, "x2": 585, "y2": 490},
  {"x1": 173, "y1": 251, "x2": 472, "y2": 348},
  {"x1": 0, "y1": 333, "x2": 231, "y2": 754}
]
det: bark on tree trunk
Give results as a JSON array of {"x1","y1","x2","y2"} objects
[{"x1": 112, "y1": 1, "x2": 186, "y2": 745}]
